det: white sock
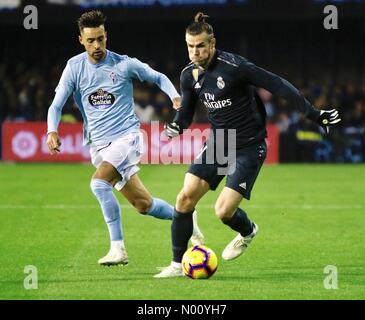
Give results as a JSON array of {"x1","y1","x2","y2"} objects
[{"x1": 111, "y1": 240, "x2": 124, "y2": 250}]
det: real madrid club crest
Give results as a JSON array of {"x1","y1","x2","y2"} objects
[{"x1": 217, "y1": 76, "x2": 225, "y2": 89}]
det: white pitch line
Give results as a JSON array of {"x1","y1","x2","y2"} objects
[{"x1": 0, "y1": 204, "x2": 364, "y2": 210}]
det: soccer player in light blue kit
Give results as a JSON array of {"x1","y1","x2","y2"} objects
[{"x1": 46, "y1": 11, "x2": 204, "y2": 266}]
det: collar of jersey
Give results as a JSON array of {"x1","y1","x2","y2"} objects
[{"x1": 86, "y1": 49, "x2": 110, "y2": 68}]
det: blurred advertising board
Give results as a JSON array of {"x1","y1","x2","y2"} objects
[{"x1": 2, "y1": 122, "x2": 278, "y2": 163}]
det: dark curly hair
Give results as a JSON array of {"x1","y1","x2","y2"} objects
[{"x1": 77, "y1": 10, "x2": 106, "y2": 33}]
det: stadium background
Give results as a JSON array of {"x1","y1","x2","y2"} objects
[{"x1": 1, "y1": 0, "x2": 365, "y2": 163}]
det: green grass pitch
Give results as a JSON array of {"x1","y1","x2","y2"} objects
[{"x1": 0, "y1": 163, "x2": 364, "y2": 300}]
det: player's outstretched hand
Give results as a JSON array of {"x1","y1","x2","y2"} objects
[
  {"x1": 172, "y1": 97, "x2": 181, "y2": 110},
  {"x1": 164, "y1": 122, "x2": 181, "y2": 139},
  {"x1": 317, "y1": 109, "x2": 341, "y2": 133},
  {"x1": 46, "y1": 132, "x2": 61, "y2": 155}
]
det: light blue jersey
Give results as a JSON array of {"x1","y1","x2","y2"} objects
[{"x1": 47, "y1": 50, "x2": 179, "y2": 146}]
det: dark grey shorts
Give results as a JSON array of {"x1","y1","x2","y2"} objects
[{"x1": 188, "y1": 140, "x2": 267, "y2": 199}]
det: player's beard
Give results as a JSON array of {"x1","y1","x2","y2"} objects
[
  {"x1": 192, "y1": 55, "x2": 208, "y2": 69},
  {"x1": 194, "y1": 48, "x2": 215, "y2": 70},
  {"x1": 198, "y1": 53, "x2": 213, "y2": 70},
  {"x1": 200, "y1": 58, "x2": 210, "y2": 69}
]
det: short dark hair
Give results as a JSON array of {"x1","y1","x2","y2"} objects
[
  {"x1": 186, "y1": 12, "x2": 214, "y2": 37},
  {"x1": 77, "y1": 10, "x2": 106, "y2": 33}
]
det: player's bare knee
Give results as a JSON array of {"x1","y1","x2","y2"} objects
[
  {"x1": 176, "y1": 191, "x2": 195, "y2": 212},
  {"x1": 133, "y1": 198, "x2": 153, "y2": 214},
  {"x1": 214, "y1": 204, "x2": 234, "y2": 222}
]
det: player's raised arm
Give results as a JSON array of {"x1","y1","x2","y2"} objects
[
  {"x1": 127, "y1": 57, "x2": 180, "y2": 106},
  {"x1": 46, "y1": 62, "x2": 75, "y2": 154},
  {"x1": 240, "y1": 59, "x2": 341, "y2": 132}
]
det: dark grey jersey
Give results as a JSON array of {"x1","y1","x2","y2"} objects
[{"x1": 174, "y1": 49, "x2": 320, "y2": 149}]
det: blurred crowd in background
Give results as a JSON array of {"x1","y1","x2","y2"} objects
[
  {"x1": 1, "y1": 11, "x2": 365, "y2": 162},
  {"x1": 1, "y1": 55, "x2": 364, "y2": 131}
]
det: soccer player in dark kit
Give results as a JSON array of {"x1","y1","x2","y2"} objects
[{"x1": 154, "y1": 12, "x2": 341, "y2": 278}]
